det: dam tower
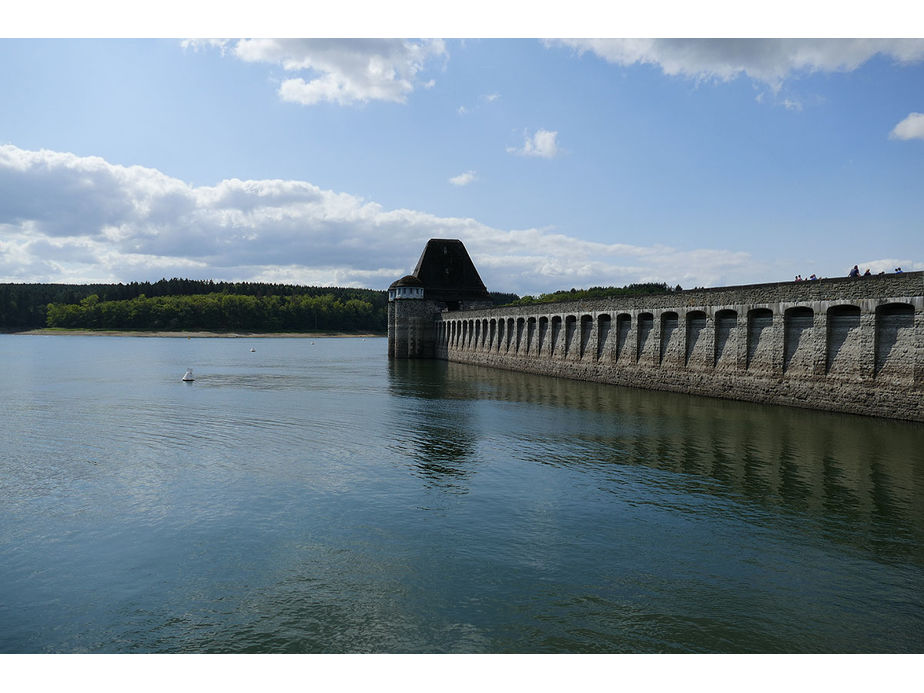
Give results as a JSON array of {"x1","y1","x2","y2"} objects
[{"x1": 387, "y1": 239, "x2": 493, "y2": 359}]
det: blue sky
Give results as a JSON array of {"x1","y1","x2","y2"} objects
[{"x1": 1, "y1": 32, "x2": 923, "y2": 294}]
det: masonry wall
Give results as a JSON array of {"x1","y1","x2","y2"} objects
[{"x1": 432, "y1": 272, "x2": 924, "y2": 422}]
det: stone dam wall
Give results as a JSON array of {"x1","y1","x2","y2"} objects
[{"x1": 432, "y1": 272, "x2": 924, "y2": 422}]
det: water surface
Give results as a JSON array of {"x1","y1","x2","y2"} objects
[{"x1": 1, "y1": 335, "x2": 922, "y2": 653}]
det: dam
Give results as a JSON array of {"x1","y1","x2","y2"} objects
[{"x1": 388, "y1": 239, "x2": 923, "y2": 422}]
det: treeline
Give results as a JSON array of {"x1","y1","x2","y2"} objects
[
  {"x1": 508, "y1": 283, "x2": 676, "y2": 306},
  {"x1": 2, "y1": 278, "x2": 521, "y2": 332},
  {"x1": 45, "y1": 293, "x2": 383, "y2": 332},
  {"x1": 1, "y1": 279, "x2": 390, "y2": 332}
]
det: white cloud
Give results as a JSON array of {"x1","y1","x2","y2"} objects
[
  {"x1": 508, "y1": 129, "x2": 560, "y2": 158},
  {"x1": 890, "y1": 113, "x2": 924, "y2": 141},
  {"x1": 195, "y1": 38, "x2": 447, "y2": 106},
  {"x1": 458, "y1": 93, "x2": 500, "y2": 116},
  {"x1": 0, "y1": 144, "x2": 763, "y2": 293},
  {"x1": 549, "y1": 38, "x2": 924, "y2": 91},
  {"x1": 449, "y1": 170, "x2": 477, "y2": 186}
]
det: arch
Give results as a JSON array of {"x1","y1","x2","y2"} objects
[
  {"x1": 550, "y1": 316, "x2": 562, "y2": 356},
  {"x1": 746, "y1": 308, "x2": 773, "y2": 369},
  {"x1": 826, "y1": 304, "x2": 861, "y2": 375},
  {"x1": 714, "y1": 309, "x2": 737, "y2": 367},
  {"x1": 783, "y1": 306, "x2": 814, "y2": 373},
  {"x1": 616, "y1": 313, "x2": 632, "y2": 362},
  {"x1": 516, "y1": 317, "x2": 525, "y2": 353},
  {"x1": 564, "y1": 315, "x2": 578, "y2": 356},
  {"x1": 660, "y1": 311, "x2": 679, "y2": 363},
  {"x1": 637, "y1": 312, "x2": 654, "y2": 360},
  {"x1": 538, "y1": 316, "x2": 549, "y2": 355},
  {"x1": 597, "y1": 314, "x2": 611, "y2": 360},
  {"x1": 580, "y1": 315, "x2": 594, "y2": 358},
  {"x1": 875, "y1": 302, "x2": 915, "y2": 379},
  {"x1": 685, "y1": 310, "x2": 707, "y2": 366},
  {"x1": 526, "y1": 317, "x2": 536, "y2": 354},
  {"x1": 489, "y1": 318, "x2": 497, "y2": 350},
  {"x1": 506, "y1": 317, "x2": 515, "y2": 352}
]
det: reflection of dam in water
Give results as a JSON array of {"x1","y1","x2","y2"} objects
[{"x1": 388, "y1": 358, "x2": 924, "y2": 563}]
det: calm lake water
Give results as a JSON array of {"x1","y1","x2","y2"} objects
[{"x1": 1, "y1": 334, "x2": 922, "y2": 653}]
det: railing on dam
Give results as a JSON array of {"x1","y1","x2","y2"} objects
[{"x1": 432, "y1": 272, "x2": 924, "y2": 421}]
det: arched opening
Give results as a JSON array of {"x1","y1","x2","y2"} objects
[
  {"x1": 875, "y1": 302, "x2": 915, "y2": 379},
  {"x1": 564, "y1": 315, "x2": 578, "y2": 356},
  {"x1": 616, "y1": 314, "x2": 631, "y2": 362},
  {"x1": 580, "y1": 315, "x2": 593, "y2": 358},
  {"x1": 714, "y1": 309, "x2": 737, "y2": 367},
  {"x1": 685, "y1": 311, "x2": 707, "y2": 366},
  {"x1": 826, "y1": 304, "x2": 861, "y2": 375},
  {"x1": 660, "y1": 311, "x2": 679, "y2": 363},
  {"x1": 637, "y1": 313, "x2": 653, "y2": 360},
  {"x1": 783, "y1": 306, "x2": 814, "y2": 373},
  {"x1": 746, "y1": 308, "x2": 773, "y2": 369},
  {"x1": 550, "y1": 316, "x2": 562, "y2": 355},
  {"x1": 597, "y1": 314, "x2": 611, "y2": 360}
]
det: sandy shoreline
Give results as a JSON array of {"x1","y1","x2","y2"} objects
[{"x1": 8, "y1": 329, "x2": 384, "y2": 339}]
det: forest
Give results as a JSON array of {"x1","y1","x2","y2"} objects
[
  {"x1": 1, "y1": 279, "x2": 389, "y2": 332},
  {"x1": 1, "y1": 279, "x2": 520, "y2": 333}
]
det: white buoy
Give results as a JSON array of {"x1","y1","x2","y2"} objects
[
  {"x1": 182, "y1": 368, "x2": 195, "y2": 382},
  {"x1": 250, "y1": 347, "x2": 256, "y2": 352}
]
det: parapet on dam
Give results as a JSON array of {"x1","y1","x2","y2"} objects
[{"x1": 388, "y1": 239, "x2": 923, "y2": 422}]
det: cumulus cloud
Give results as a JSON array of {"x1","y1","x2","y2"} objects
[
  {"x1": 449, "y1": 170, "x2": 477, "y2": 186},
  {"x1": 0, "y1": 144, "x2": 760, "y2": 293},
  {"x1": 508, "y1": 129, "x2": 560, "y2": 158},
  {"x1": 890, "y1": 112, "x2": 924, "y2": 141},
  {"x1": 188, "y1": 38, "x2": 447, "y2": 106},
  {"x1": 549, "y1": 38, "x2": 924, "y2": 91}
]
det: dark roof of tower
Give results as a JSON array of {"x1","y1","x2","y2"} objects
[
  {"x1": 389, "y1": 274, "x2": 424, "y2": 289},
  {"x1": 411, "y1": 239, "x2": 490, "y2": 302}
]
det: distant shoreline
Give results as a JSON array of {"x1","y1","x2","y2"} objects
[{"x1": 6, "y1": 329, "x2": 385, "y2": 339}]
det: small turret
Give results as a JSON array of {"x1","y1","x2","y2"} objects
[{"x1": 388, "y1": 275, "x2": 425, "y2": 301}]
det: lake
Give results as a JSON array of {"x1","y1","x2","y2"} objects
[{"x1": 1, "y1": 334, "x2": 922, "y2": 653}]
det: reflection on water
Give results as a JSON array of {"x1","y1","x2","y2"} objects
[
  {"x1": 389, "y1": 359, "x2": 924, "y2": 566},
  {"x1": 1, "y1": 336, "x2": 922, "y2": 653}
]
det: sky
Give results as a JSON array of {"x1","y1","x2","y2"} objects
[{"x1": 2, "y1": 15, "x2": 923, "y2": 295}]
